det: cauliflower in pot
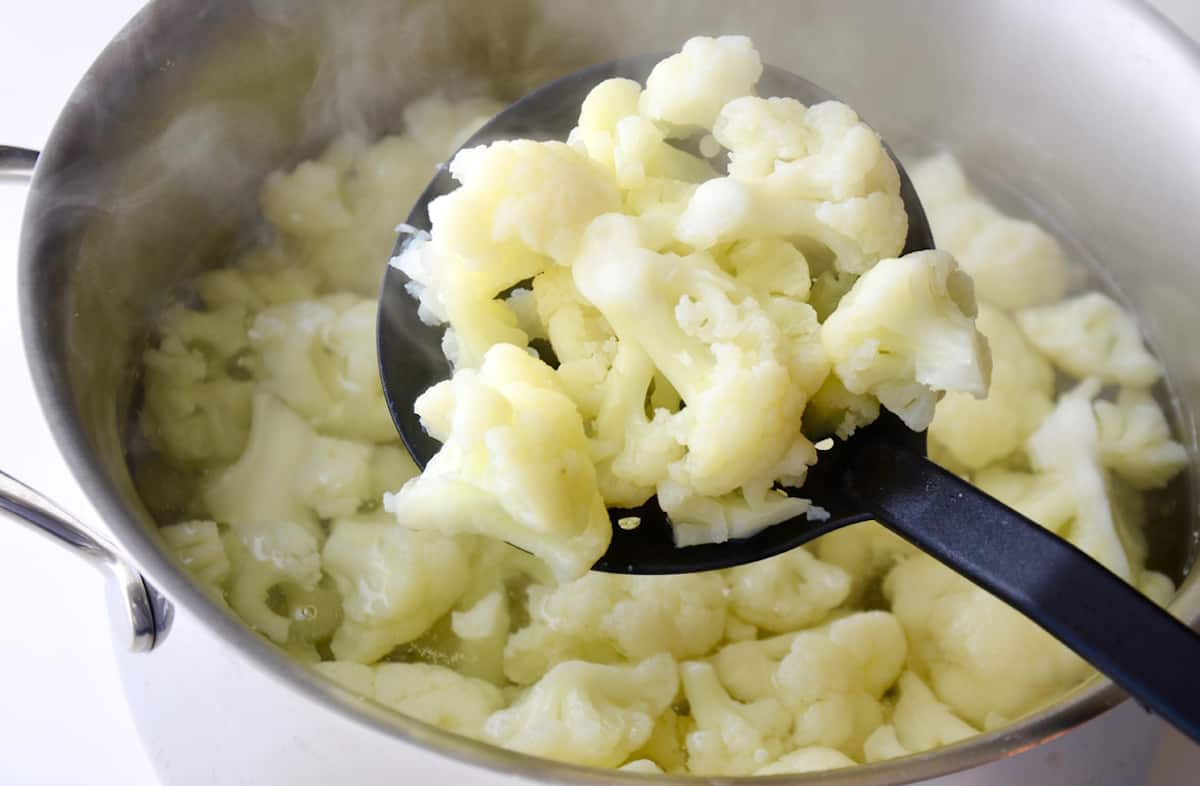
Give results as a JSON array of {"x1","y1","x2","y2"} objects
[{"x1": 135, "y1": 39, "x2": 1188, "y2": 779}]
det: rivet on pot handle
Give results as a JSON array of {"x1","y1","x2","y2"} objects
[
  {"x1": 3, "y1": 146, "x2": 167, "y2": 652},
  {"x1": 0, "y1": 470, "x2": 163, "y2": 652}
]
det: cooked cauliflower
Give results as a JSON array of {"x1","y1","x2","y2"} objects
[
  {"x1": 1017, "y1": 293, "x2": 1161, "y2": 387},
  {"x1": 203, "y1": 393, "x2": 322, "y2": 535},
  {"x1": 885, "y1": 554, "x2": 1090, "y2": 728},
  {"x1": 314, "y1": 661, "x2": 504, "y2": 740},
  {"x1": 681, "y1": 660, "x2": 793, "y2": 775},
  {"x1": 1095, "y1": 389, "x2": 1188, "y2": 490},
  {"x1": 639, "y1": 35, "x2": 762, "y2": 131},
  {"x1": 160, "y1": 520, "x2": 230, "y2": 598},
  {"x1": 811, "y1": 522, "x2": 918, "y2": 606},
  {"x1": 725, "y1": 547, "x2": 851, "y2": 633},
  {"x1": 910, "y1": 152, "x2": 1071, "y2": 309},
  {"x1": 141, "y1": 309, "x2": 253, "y2": 468},
  {"x1": 382, "y1": 343, "x2": 611, "y2": 581},
  {"x1": 709, "y1": 612, "x2": 907, "y2": 758},
  {"x1": 248, "y1": 295, "x2": 397, "y2": 443},
  {"x1": 322, "y1": 514, "x2": 473, "y2": 662},
  {"x1": 821, "y1": 250, "x2": 992, "y2": 430},
  {"x1": 1027, "y1": 382, "x2": 1143, "y2": 580},
  {"x1": 503, "y1": 572, "x2": 726, "y2": 684},
  {"x1": 484, "y1": 654, "x2": 679, "y2": 768},
  {"x1": 574, "y1": 214, "x2": 815, "y2": 501},
  {"x1": 928, "y1": 304, "x2": 1054, "y2": 470},
  {"x1": 224, "y1": 519, "x2": 323, "y2": 644},
  {"x1": 138, "y1": 64, "x2": 1192, "y2": 779},
  {"x1": 863, "y1": 672, "x2": 978, "y2": 762},
  {"x1": 755, "y1": 747, "x2": 857, "y2": 775},
  {"x1": 390, "y1": 36, "x2": 946, "y2": 556}
]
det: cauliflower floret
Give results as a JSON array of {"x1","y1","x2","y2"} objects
[
  {"x1": 885, "y1": 553, "x2": 1090, "y2": 728},
  {"x1": 639, "y1": 35, "x2": 762, "y2": 131},
  {"x1": 395, "y1": 138, "x2": 621, "y2": 369},
  {"x1": 401, "y1": 94, "x2": 504, "y2": 162},
  {"x1": 322, "y1": 514, "x2": 473, "y2": 662},
  {"x1": 532, "y1": 267, "x2": 620, "y2": 420},
  {"x1": 406, "y1": 538, "x2": 549, "y2": 685},
  {"x1": 929, "y1": 304, "x2": 1054, "y2": 470},
  {"x1": 383, "y1": 344, "x2": 611, "y2": 581},
  {"x1": 484, "y1": 655, "x2": 679, "y2": 768},
  {"x1": 663, "y1": 483, "x2": 820, "y2": 548},
  {"x1": 910, "y1": 152, "x2": 1071, "y2": 310},
  {"x1": 373, "y1": 663, "x2": 505, "y2": 739},
  {"x1": 674, "y1": 175, "x2": 903, "y2": 277},
  {"x1": 160, "y1": 520, "x2": 230, "y2": 597},
  {"x1": 723, "y1": 237, "x2": 812, "y2": 304},
  {"x1": 710, "y1": 612, "x2": 906, "y2": 758},
  {"x1": 626, "y1": 708, "x2": 690, "y2": 774},
  {"x1": 568, "y1": 77, "x2": 714, "y2": 191},
  {"x1": 224, "y1": 519, "x2": 323, "y2": 644},
  {"x1": 1094, "y1": 389, "x2": 1188, "y2": 490},
  {"x1": 395, "y1": 230, "x2": 532, "y2": 370},
  {"x1": 1027, "y1": 382, "x2": 1142, "y2": 580},
  {"x1": 778, "y1": 612, "x2": 905, "y2": 755},
  {"x1": 433, "y1": 139, "x2": 621, "y2": 268},
  {"x1": 677, "y1": 97, "x2": 905, "y2": 272},
  {"x1": 574, "y1": 214, "x2": 815, "y2": 508},
  {"x1": 503, "y1": 572, "x2": 726, "y2": 685},
  {"x1": 1017, "y1": 293, "x2": 1160, "y2": 387},
  {"x1": 261, "y1": 160, "x2": 353, "y2": 237},
  {"x1": 863, "y1": 672, "x2": 978, "y2": 762},
  {"x1": 141, "y1": 314, "x2": 253, "y2": 468},
  {"x1": 1140, "y1": 571, "x2": 1177, "y2": 608},
  {"x1": 620, "y1": 760, "x2": 665, "y2": 774},
  {"x1": 755, "y1": 747, "x2": 857, "y2": 775},
  {"x1": 590, "y1": 344, "x2": 678, "y2": 508},
  {"x1": 191, "y1": 261, "x2": 321, "y2": 312},
  {"x1": 261, "y1": 112, "x2": 496, "y2": 297},
  {"x1": 971, "y1": 467, "x2": 1077, "y2": 536},
  {"x1": 367, "y1": 444, "x2": 420, "y2": 504},
  {"x1": 811, "y1": 522, "x2": 918, "y2": 606},
  {"x1": 293, "y1": 435, "x2": 374, "y2": 519},
  {"x1": 313, "y1": 661, "x2": 504, "y2": 740},
  {"x1": 719, "y1": 98, "x2": 901, "y2": 203},
  {"x1": 681, "y1": 660, "x2": 793, "y2": 775},
  {"x1": 248, "y1": 296, "x2": 397, "y2": 442},
  {"x1": 446, "y1": 590, "x2": 512, "y2": 684},
  {"x1": 821, "y1": 250, "x2": 992, "y2": 430},
  {"x1": 802, "y1": 374, "x2": 881, "y2": 441},
  {"x1": 203, "y1": 393, "x2": 321, "y2": 535},
  {"x1": 724, "y1": 547, "x2": 851, "y2": 633}
]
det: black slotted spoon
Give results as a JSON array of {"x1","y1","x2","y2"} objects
[{"x1": 377, "y1": 54, "x2": 1200, "y2": 744}]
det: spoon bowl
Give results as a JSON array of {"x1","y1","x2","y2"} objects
[{"x1": 378, "y1": 53, "x2": 934, "y2": 573}]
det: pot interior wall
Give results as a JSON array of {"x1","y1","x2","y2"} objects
[{"x1": 22, "y1": 0, "x2": 1200, "y2": 587}]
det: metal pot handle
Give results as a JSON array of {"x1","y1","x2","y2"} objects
[
  {"x1": 2, "y1": 145, "x2": 165, "y2": 652},
  {"x1": 0, "y1": 145, "x2": 38, "y2": 179},
  {"x1": 0, "y1": 471, "x2": 161, "y2": 651}
]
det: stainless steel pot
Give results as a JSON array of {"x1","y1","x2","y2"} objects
[{"x1": 4, "y1": 0, "x2": 1200, "y2": 784}]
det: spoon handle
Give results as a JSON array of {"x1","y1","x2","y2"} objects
[{"x1": 849, "y1": 441, "x2": 1200, "y2": 745}]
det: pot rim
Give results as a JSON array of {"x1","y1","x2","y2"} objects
[{"x1": 17, "y1": 0, "x2": 1200, "y2": 783}]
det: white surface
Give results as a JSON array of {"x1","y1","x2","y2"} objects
[{"x1": 1, "y1": 2, "x2": 1198, "y2": 784}]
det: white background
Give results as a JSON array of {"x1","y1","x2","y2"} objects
[{"x1": 2, "y1": 2, "x2": 1200, "y2": 784}]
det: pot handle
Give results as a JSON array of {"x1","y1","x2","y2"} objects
[
  {"x1": 0, "y1": 145, "x2": 38, "y2": 179},
  {"x1": 0, "y1": 470, "x2": 164, "y2": 652},
  {"x1": 2, "y1": 145, "x2": 166, "y2": 652}
]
